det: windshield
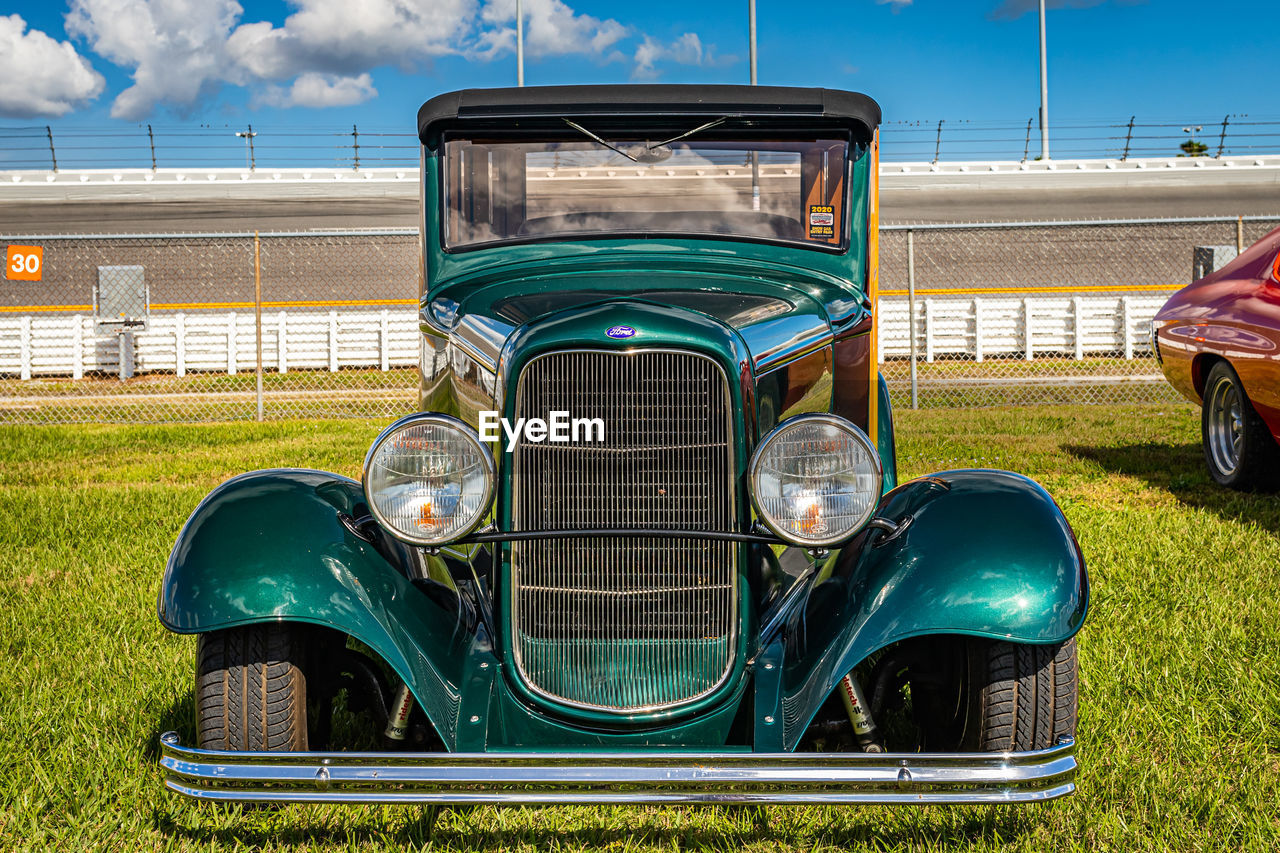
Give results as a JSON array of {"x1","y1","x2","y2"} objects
[{"x1": 441, "y1": 133, "x2": 852, "y2": 251}]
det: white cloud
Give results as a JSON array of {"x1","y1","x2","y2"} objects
[
  {"x1": 633, "y1": 32, "x2": 721, "y2": 80},
  {"x1": 227, "y1": 0, "x2": 477, "y2": 80},
  {"x1": 258, "y1": 72, "x2": 377, "y2": 108},
  {"x1": 475, "y1": 0, "x2": 627, "y2": 59},
  {"x1": 876, "y1": 0, "x2": 913, "y2": 10},
  {"x1": 989, "y1": 0, "x2": 1144, "y2": 20},
  {"x1": 62, "y1": 0, "x2": 720, "y2": 118},
  {"x1": 66, "y1": 0, "x2": 243, "y2": 119},
  {"x1": 0, "y1": 14, "x2": 104, "y2": 118}
]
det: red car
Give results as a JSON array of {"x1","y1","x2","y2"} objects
[{"x1": 1153, "y1": 226, "x2": 1280, "y2": 488}]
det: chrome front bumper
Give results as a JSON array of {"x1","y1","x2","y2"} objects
[{"x1": 159, "y1": 732, "x2": 1077, "y2": 805}]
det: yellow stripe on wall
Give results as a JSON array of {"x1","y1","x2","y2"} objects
[
  {"x1": 0, "y1": 298, "x2": 417, "y2": 313},
  {"x1": 0, "y1": 304, "x2": 93, "y2": 313},
  {"x1": 153, "y1": 298, "x2": 418, "y2": 310},
  {"x1": 880, "y1": 283, "x2": 1183, "y2": 296}
]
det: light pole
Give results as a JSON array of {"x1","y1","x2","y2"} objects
[
  {"x1": 235, "y1": 126, "x2": 257, "y2": 171},
  {"x1": 748, "y1": 0, "x2": 759, "y2": 211},
  {"x1": 1038, "y1": 0, "x2": 1049, "y2": 160},
  {"x1": 516, "y1": 0, "x2": 524, "y2": 86},
  {"x1": 1182, "y1": 125, "x2": 1204, "y2": 157}
]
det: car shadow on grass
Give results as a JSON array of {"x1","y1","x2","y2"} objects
[
  {"x1": 152, "y1": 803, "x2": 1035, "y2": 849},
  {"x1": 1064, "y1": 441, "x2": 1280, "y2": 529},
  {"x1": 143, "y1": 691, "x2": 196, "y2": 766},
  {"x1": 425, "y1": 808, "x2": 1036, "y2": 849}
]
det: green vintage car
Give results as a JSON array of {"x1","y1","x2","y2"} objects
[{"x1": 159, "y1": 85, "x2": 1087, "y2": 805}]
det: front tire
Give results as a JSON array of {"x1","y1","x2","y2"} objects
[
  {"x1": 963, "y1": 638, "x2": 1077, "y2": 752},
  {"x1": 197, "y1": 624, "x2": 309, "y2": 752},
  {"x1": 862, "y1": 635, "x2": 1077, "y2": 753},
  {"x1": 1201, "y1": 361, "x2": 1279, "y2": 490}
]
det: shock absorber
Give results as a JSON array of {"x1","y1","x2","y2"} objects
[
  {"x1": 383, "y1": 683, "x2": 415, "y2": 747},
  {"x1": 839, "y1": 672, "x2": 885, "y2": 753}
]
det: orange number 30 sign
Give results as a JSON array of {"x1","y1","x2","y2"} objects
[{"x1": 7, "y1": 245, "x2": 43, "y2": 281}]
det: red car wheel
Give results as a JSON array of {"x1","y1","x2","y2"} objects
[{"x1": 1201, "y1": 361, "x2": 1280, "y2": 490}]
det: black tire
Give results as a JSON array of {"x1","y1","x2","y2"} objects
[
  {"x1": 964, "y1": 637, "x2": 1077, "y2": 752},
  {"x1": 1201, "y1": 361, "x2": 1280, "y2": 490},
  {"x1": 196, "y1": 624, "x2": 309, "y2": 752}
]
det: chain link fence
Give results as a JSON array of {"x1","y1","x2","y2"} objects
[
  {"x1": 879, "y1": 216, "x2": 1279, "y2": 409},
  {"x1": 0, "y1": 231, "x2": 420, "y2": 422},
  {"x1": 2, "y1": 216, "x2": 1277, "y2": 423}
]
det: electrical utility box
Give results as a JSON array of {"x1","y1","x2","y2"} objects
[
  {"x1": 94, "y1": 265, "x2": 149, "y2": 334},
  {"x1": 1192, "y1": 246, "x2": 1239, "y2": 282},
  {"x1": 94, "y1": 265, "x2": 149, "y2": 379}
]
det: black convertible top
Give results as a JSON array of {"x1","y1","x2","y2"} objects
[{"x1": 417, "y1": 85, "x2": 880, "y2": 144}]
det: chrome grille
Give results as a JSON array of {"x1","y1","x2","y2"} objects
[{"x1": 511, "y1": 350, "x2": 736, "y2": 713}]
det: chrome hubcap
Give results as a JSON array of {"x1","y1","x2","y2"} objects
[{"x1": 1207, "y1": 375, "x2": 1244, "y2": 476}]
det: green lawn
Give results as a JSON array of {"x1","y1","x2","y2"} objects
[{"x1": 2, "y1": 405, "x2": 1279, "y2": 851}]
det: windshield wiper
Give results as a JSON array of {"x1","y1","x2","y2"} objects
[
  {"x1": 562, "y1": 119, "x2": 643, "y2": 163},
  {"x1": 646, "y1": 117, "x2": 729, "y2": 149},
  {"x1": 561, "y1": 117, "x2": 729, "y2": 164}
]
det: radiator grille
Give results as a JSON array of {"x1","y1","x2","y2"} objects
[{"x1": 511, "y1": 349, "x2": 736, "y2": 712}]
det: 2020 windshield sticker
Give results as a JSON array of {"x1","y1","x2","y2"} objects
[
  {"x1": 606, "y1": 325, "x2": 636, "y2": 339},
  {"x1": 808, "y1": 205, "x2": 835, "y2": 240},
  {"x1": 479, "y1": 410, "x2": 605, "y2": 452}
]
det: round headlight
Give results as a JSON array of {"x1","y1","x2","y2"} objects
[
  {"x1": 362, "y1": 413, "x2": 495, "y2": 546},
  {"x1": 748, "y1": 414, "x2": 883, "y2": 547}
]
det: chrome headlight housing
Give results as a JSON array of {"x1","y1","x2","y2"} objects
[
  {"x1": 748, "y1": 414, "x2": 883, "y2": 547},
  {"x1": 362, "y1": 413, "x2": 495, "y2": 546}
]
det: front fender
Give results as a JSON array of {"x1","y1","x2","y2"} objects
[
  {"x1": 159, "y1": 469, "x2": 490, "y2": 751},
  {"x1": 778, "y1": 469, "x2": 1087, "y2": 749}
]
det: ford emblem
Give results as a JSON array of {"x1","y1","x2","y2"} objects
[{"x1": 606, "y1": 325, "x2": 636, "y2": 339}]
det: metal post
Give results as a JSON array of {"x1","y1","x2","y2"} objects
[
  {"x1": 1022, "y1": 118, "x2": 1032, "y2": 162},
  {"x1": 749, "y1": 0, "x2": 759, "y2": 210},
  {"x1": 46, "y1": 126, "x2": 57, "y2": 172},
  {"x1": 907, "y1": 229, "x2": 918, "y2": 409},
  {"x1": 236, "y1": 126, "x2": 257, "y2": 171},
  {"x1": 147, "y1": 124, "x2": 157, "y2": 170},
  {"x1": 1038, "y1": 0, "x2": 1049, "y2": 160},
  {"x1": 933, "y1": 120, "x2": 944, "y2": 164},
  {"x1": 254, "y1": 231, "x2": 264, "y2": 422},
  {"x1": 1237, "y1": 216, "x2": 1244, "y2": 255},
  {"x1": 1217, "y1": 115, "x2": 1229, "y2": 158},
  {"x1": 516, "y1": 0, "x2": 524, "y2": 86},
  {"x1": 1121, "y1": 116, "x2": 1135, "y2": 160},
  {"x1": 118, "y1": 329, "x2": 135, "y2": 380},
  {"x1": 352, "y1": 124, "x2": 360, "y2": 170}
]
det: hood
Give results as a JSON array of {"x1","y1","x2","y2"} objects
[
  {"x1": 425, "y1": 256, "x2": 868, "y2": 376},
  {"x1": 1155, "y1": 224, "x2": 1280, "y2": 324}
]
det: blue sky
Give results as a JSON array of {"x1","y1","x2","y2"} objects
[{"x1": 0, "y1": 1, "x2": 1275, "y2": 163}]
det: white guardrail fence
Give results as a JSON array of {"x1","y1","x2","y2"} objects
[
  {"x1": 0, "y1": 296, "x2": 1163, "y2": 381},
  {"x1": 0, "y1": 310, "x2": 421, "y2": 379}
]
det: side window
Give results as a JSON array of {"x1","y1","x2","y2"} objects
[
  {"x1": 800, "y1": 141, "x2": 846, "y2": 246},
  {"x1": 446, "y1": 142, "x2": 526, "y2": 245}
]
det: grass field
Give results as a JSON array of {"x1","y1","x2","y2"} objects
[{"x1": 2, "y1": 404, "x2": 1278, "y2": 851}]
